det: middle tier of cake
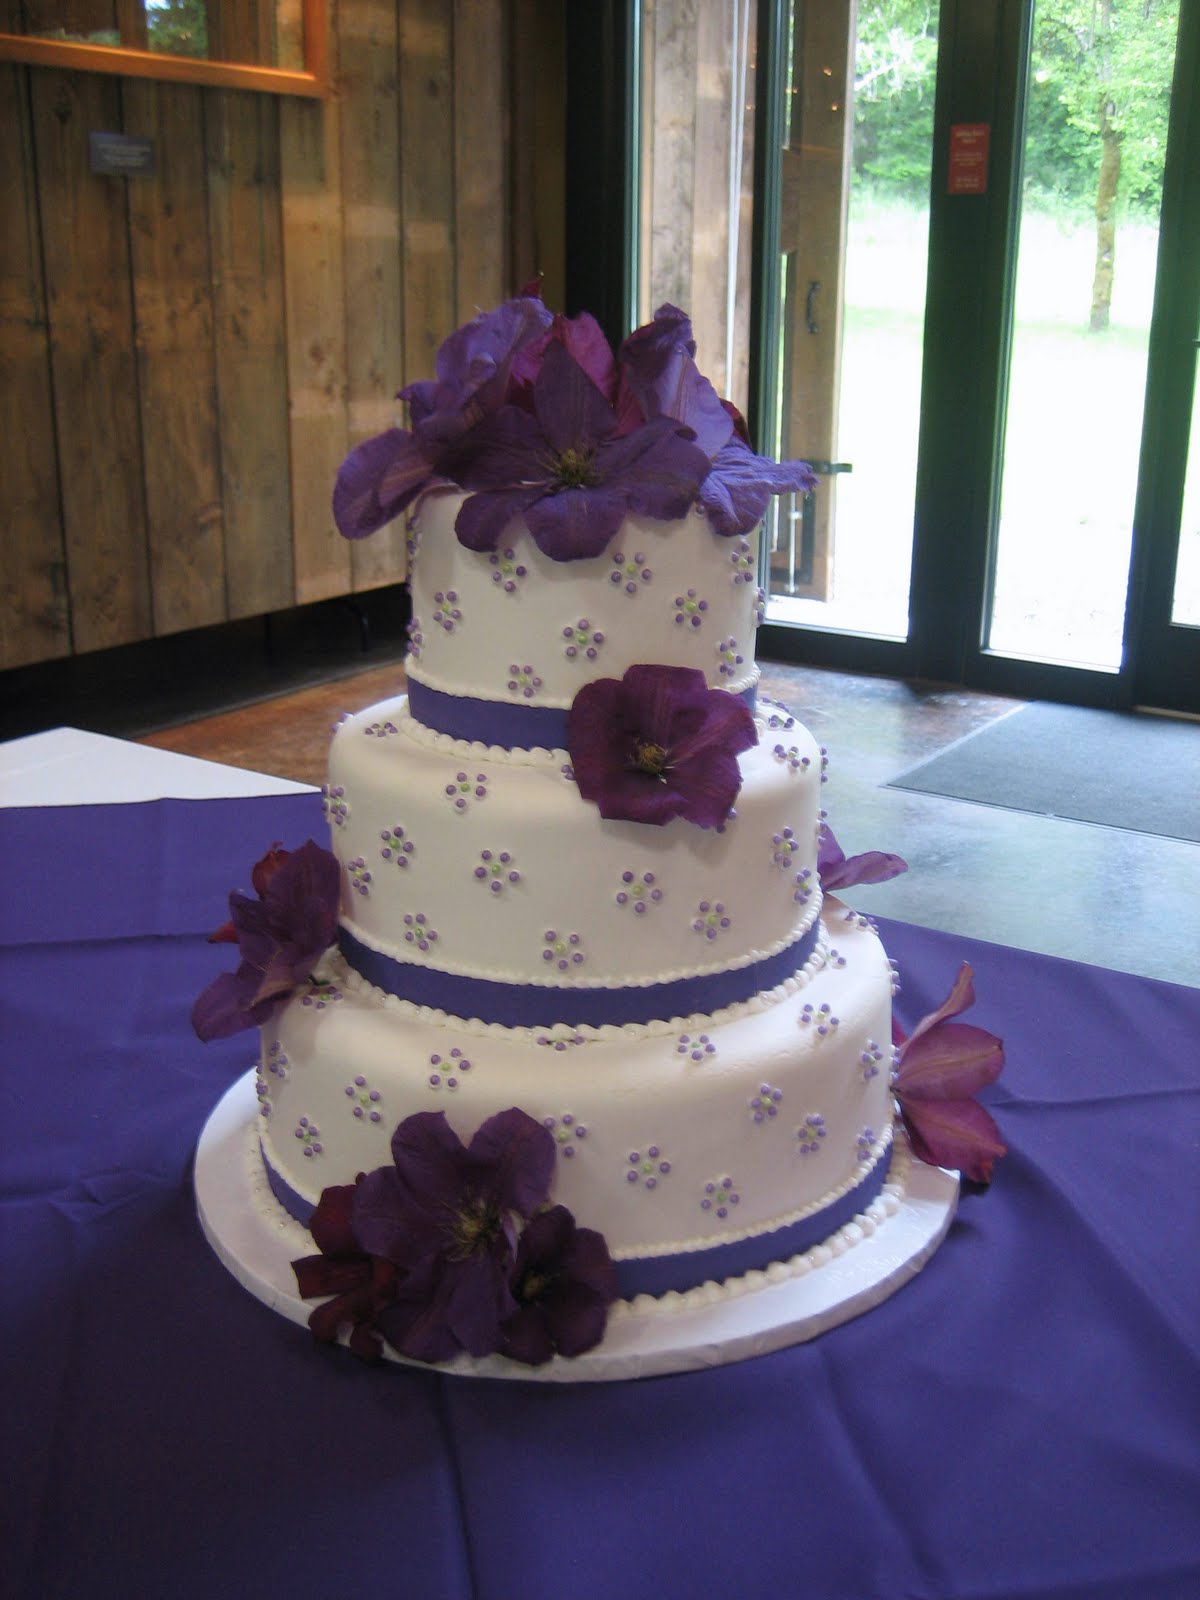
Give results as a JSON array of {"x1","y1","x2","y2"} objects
[{"x1": 324, "y1": 696, "x2": 827, "y2": 1026}]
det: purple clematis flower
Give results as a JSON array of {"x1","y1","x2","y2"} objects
[
  {"x1": 192, "y1": 840, "x2": 339, "y2": 1041},
  {"x1": 568, "y1": 663, "x2": 757, "y2": 828},
  {"x1": 351, "y1": 1108, "x2": 557, "y2": 1364},
  {"x1": 817, "y1": 825, "x2": 908, "y2": 892},
  {"x1": 332, "y1": 293, "x2": 552, "y2": 539},
  {"x1": 892, "y1": 963, "x2": 1007, "y2": 1184},
  {"x1": 499, "y1": 1205, "x2": 619, "y2": 1366},
  {"x1": 618, "y1": 304, "x2": 817, "y2": 536},
  {"x1": 441, "y1": 339, "x2": 711, "y2": 562}
]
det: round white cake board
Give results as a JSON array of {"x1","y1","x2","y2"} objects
[{"x1": 196, "y1": 1070, "x2": 959, "y2": 1382}]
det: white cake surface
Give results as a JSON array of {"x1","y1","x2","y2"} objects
[
  {"x1": 407, "y1": 490, "x2": 762, "y2": 711},
  {"x1": 325, "y1": 696, "x2": 824, "y2": 993}
]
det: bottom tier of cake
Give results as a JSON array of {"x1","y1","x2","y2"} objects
[{"x1": 255, "y1": 898, "x2": 898, "y2": 1300}]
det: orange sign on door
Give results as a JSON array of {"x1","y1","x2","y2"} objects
[{"x1": 948, "y1": 123, "x2": 990, "y2": 195}]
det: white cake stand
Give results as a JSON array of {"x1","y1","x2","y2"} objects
[{"x1": 195, "y1": 1070, "x2": 958, "y2": 1382}]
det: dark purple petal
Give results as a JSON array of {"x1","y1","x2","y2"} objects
[
  {"x1": 554, "y1": 311, "x2": 618, "y2": 399},
  {"x1": 497, "y1": 1304, "x2": 556, "y2": 1366},
  {"x1": 891, "y1": 963, "x2": 1007, "y2": 1182},
  {"x1": 540, "y1": 1277, "x2": 612, "y2": 1358},
  {"x1": 500, "y1": 1208, "x2": 617, "y2": 1365},
  {"x1": 525, "y1": 487, "x2": 629, "y2": 562},
  {"x1": 454, "y1": 486, "x2": 543, "y2": 554},
  {"x1": 898, "y1": 1095, "x2": 1007, "y2": 1185},
  {"x1": 292, "y1": 1253, "x2": 372, "y2": 1300},
  {"x1": 387, "y1": 1110, "x2": 473, "y2": 1215},
  {"x1": 568, "y1": 666, "x2": 756, "y2": 829},
  {"x1": 895, "y1": 1022, "x2": 1005, "y2": 1102},
  {"x1": 351, "y1": 1164, "x2": 418, "y2": 1264},
  {"x1": 466, "y1": 1108, "x2": 556, "y2": 1221},
  {"x1": 532, "y1": 339, "x2": 618, "y2": 455},
  {"x1": 618, "y1": 305, "x2": 734, "y2": 459},
  {"x1": 593, "y1": 418, "x2": 712, "y2": 522},
  {"x1": 901, "y1": 963, "x2": 978, "y2": 1050},
  {"x1": 332, "y1": 429, "x2": 432, "y2": 539},
  {"x1": 442, "y1": 404, "x2": 549, "y2": 492},
  {"x1": 307, "y1": 1182, "x2": 361, "y2": 1258},
  {"x1": 377, "y1": 1289, "x2": 464, "y2": 1365},
  {"x1": 662, "y1": 749, "x2": 746, "y2": 829},
  {"x1": 699, "y1": 439, "x2": 818, "y2": 536},
  {"x1": 190, "y1": 966, "x2": 277, "y2": 1041},
  {"x1": 404, "y1": 295, "x2": 552, "y2": 427},
  {"x1": 442, "y1": 1250, "x2": 519, "y2": 1358},
  {"x1": 818, "y1": 826, "x2": 908, "y2": 891}
]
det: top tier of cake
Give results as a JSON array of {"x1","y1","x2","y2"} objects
[{"x1": 405, "y1": 491, "x2": 762, "y2": 742}]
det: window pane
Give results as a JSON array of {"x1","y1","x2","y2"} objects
[{"x1": 986, "y1": 0, "x2": 1181, "y2": 670}]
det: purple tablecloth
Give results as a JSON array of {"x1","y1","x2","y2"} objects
[{"x1": 3, "y1": 793, "x2": 1198, "y2": 1600}]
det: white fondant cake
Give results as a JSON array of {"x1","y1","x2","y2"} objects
[
  {"x1": 188, "y1": 295, "x2": 994, "y2": 1372},
  {"x1": 254, "y1": 494, "x2": 901, "y2": 1305}
]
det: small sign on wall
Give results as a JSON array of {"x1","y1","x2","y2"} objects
[
  {"x1": 89, "y1": 132, "x2": 156, "y2": 179},
  {"x1": 948, "y1": 123, "x2": 989, "y2": 195}
]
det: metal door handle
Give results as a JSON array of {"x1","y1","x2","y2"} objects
[{"x1": 806, "y1": 280, "x2": 820, "y2": 335}]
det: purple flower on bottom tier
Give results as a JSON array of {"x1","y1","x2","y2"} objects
[
  {"x1": 498, "y1": 1206, "x2": 618, "y2": 1366},
  {"x1": 293, "y1": 1109, "x2": 618, "y2": 1367},
  {"x1": 567, "y1": 664, "x2": 757, "y2": 828},
  {"x1": 351, "y1": 1108, "x2": 556, "y2": 1364},
  {"x1": 891, "y1": 963, "x2": 1006, "y2": 1184},
  {"x1": 192, "y1": 840, "x2": 339, "y2": 1041}
]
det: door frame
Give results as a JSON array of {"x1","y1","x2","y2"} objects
[{"x1": 1124, "y1": 0, "x2": 1200, "y2": 712}]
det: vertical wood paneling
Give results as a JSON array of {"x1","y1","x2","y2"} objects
[
  {"x1": 0, "y1": 3, "x2": 554, "y2": 670},
  {"x1": 692, "y1": 0, "x2": 734, "y2": 397},
  {"x1": 280, "y1": 11, "x2": 351, "y2": 606},
  {"x1": 646, "y1": 0, "x2": 698, "y2": 315},
  {"x1": 453, "y1": 0, "x2": 507, "y2": 320},
  {"x1": 31, "y1": 68, "x2": 152, "y2": 653},
  {"x1": 123, "y1": 79, "x2": 227, "y2": 636},
  {"x1": 0, "y1": 61, "x2": 70, "y2": 667},
  {"x1": 398, "y1": 0, "x2": 456, "y2": 384},
  {"x1": 206, "y1": 88, "x2": 294, "y2": 618},
  {"x1": 338, "y1": 0, "x2": 407, "y2": 591}
]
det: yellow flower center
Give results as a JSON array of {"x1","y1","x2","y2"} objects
[
  {"x1": 632, "y1": 740, "x2": 670, "y2": 779},
  {"x1": 553, "y1": 446, "x2": 601, "y2": 488}
]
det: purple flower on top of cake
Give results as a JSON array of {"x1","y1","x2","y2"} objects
[
  {"x1": 191, "y1": 840, "x2": 339, "y2": 1041},
  {"x1": 817, "y1": 824, "x2": 908, "y2": 893},
  {"x1": 567, "y1": 663, "x2": 756, "y2": 829},
  {"x1": 331, "y1": 291, "x2": 816, "y2": 558},
  {"x1": 440, "y1": 338, "x2": 710, "y2": 562},
  {"x1": 618, "y1": 302, "x2": 818, "y2": 536},
  {"x1": 332, "y1": 292, "x2": 553, "y2": 540},
  {"x1": 891, "y1": 963, "x2": 1007, "y2": 1184}
]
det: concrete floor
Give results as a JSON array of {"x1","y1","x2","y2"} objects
[{"x1": 138, "y1": 655, "x2": 1200, "y2": 991}]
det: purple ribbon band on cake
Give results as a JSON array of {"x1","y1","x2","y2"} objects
[
  {"x1": 612, "y1": 1144, "x2": 891, "y2": 1298},
  {"x1": 407, "y1": 677, "x2": 757, "y2": 752},
  {"x1": 337, "y1": 918, "x2": 821, "y2": 1029},
  {"x1": 258, "y1": 1131, "x2": 891, "y2": 1299}
]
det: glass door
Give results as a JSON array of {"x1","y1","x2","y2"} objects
[
  {"x1": 768, "y1": 0, "x2": 940, "y2": 642},
  {"x1": 983, "y1": 0, "x2": 1192, "y2": 685},
  {"x1": 627, "y1": 0, "x2": 1199, "y2": 710}
]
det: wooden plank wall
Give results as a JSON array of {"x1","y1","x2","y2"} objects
[
  {"x1": 639, "y1": 0, "x2": 756, "y2": 413},
  {"x1": 0, "y1": 0, "x2": 558, "y2": 670}
]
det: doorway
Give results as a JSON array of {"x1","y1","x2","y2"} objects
[{"x1": 752, "y1": 0, "x2": 1200, "y2": 713}]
